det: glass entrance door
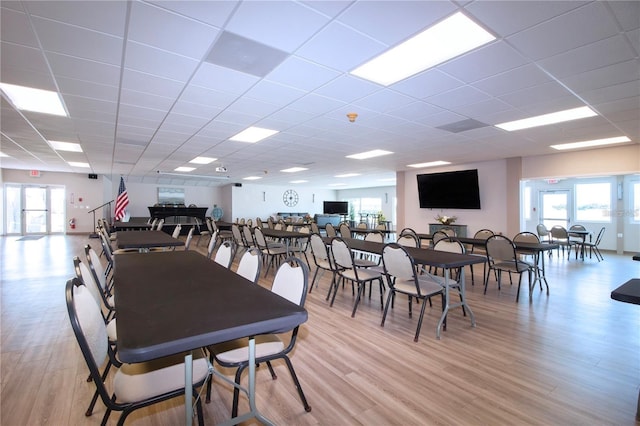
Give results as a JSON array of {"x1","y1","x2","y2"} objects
[
  {"x1": 540, "y1": 190, "x2": 572, "y2": 229},
  {"x1": 4, "y1": 184, "x2": 66, "y2": 235}
]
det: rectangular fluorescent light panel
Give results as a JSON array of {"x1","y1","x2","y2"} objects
[
  {"x1": 550, "y1": 136, "x2": 631, "y2": 151},
  {"x1": 0, "y1": 83, "x2": 67, "y2": 116},
  {"x1": 68, "y1": 162, "x2": 89, "y2": 168},
  {"x1": 346, "y1": 149, "x2": 393, "y2": 160},
  {"x1": 335, "y1": 173, "x2": 360, "y2": 178},
  {"x1": 0, "y1": 152, "x2": 10, "y2": 157},
  {"x1": 243, "y1": 176, "x2": 262, "y2": 180},
  {"x1": 189, "y1": 156, "x2": 216, "y2": 164},
  {"x1": 407, "y1": 160, "x2": 451, "y2": 168},
  {"x1": 290, "y1": 180, "x2": 308, "y2": 183},
  {"x1": 50, "y1": 141, "x2": 82, "y2": 152},
  {"x1": 350, "y1": 12, "x2": 495, "y2": 86},
  {"x1": 230, "y1": 127, "x2": 279, "y2": 143},
  {"x1": 496, "y1": 106, "x2": 597, "y2": 131},
  {"x1": 281, "y1": 167, "x2": 308, "y2": 173},
  {"x1": 174, "y1": 166, "x2": 195, "y2": 172}
]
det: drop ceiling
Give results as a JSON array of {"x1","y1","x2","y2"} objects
[{"x1": 1, "y1": 0, "x2": 638, "y2": 188}]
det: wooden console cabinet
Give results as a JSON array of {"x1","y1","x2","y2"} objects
[{"x1": 429, "y1": 223, "x2": 468, "y2": 238}]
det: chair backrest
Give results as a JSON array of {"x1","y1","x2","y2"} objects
[
  {"x1": 593, "y1": 227, "x2": 605, "y2": 244},
  {"x1": 286, "y1": 224, "x2": 294, "y2": 232},
  {"x1": 150, "y1": 218, "x2": 159, "y2": 230},
  {"x1": 156, "y1": 218, "x2": 165, "y2": 231},
  {"x1": 242, "y1": 225, "x2": 255, "y2": 247},
  {"x1": 330, "y1": 237, "x2": 355, "y2": 270},
  {"x1": 206, "y1": 230, "x2": 219, "y2": 258},
  {"x1": 85, "y1": 244, "x2": 108, "y2": 293},
  {"x1": 364, "y1": 231, "x2": 384, "y2": 243},
  {"x1": 184, "y1": 226, "x2": 195, "y2": 250},
  {"x1": 440, "y1": 227, "x2": 456, "y2": 237},
  {"x1": 66, "y1": 278, "x2": 114, "y2": 406},
  {"x1": 246, "y1": 218, "x2": 253, "y2": 227},
  {"x1": 431, "y1": 230, "x2": 449, "y2": 245},
  {"x1": 339, "y1": 223, "x2": 351, "y2": 238},
  {"x1": 434, "y1": 238, "x2": 465, "y2": 254},
  {"x1": 231, "y1": 223, "x2": 244, "y2": 246},
  {"x1": 310, "y1": 222, "x2": 320, "y2": 234},
  {"x1": 171, "y1": 224, "x2": 182, "y2": 239},
  {"x1": 486, "y1": 235, "x2": 517, "y2": 263},
  {"x1": 396, "y1": 233, "x2": 419, "y2": 247},
  {"x1": 239, "y1": 218, "x2": 245, "y2": 225},
  {"x1": 536, "y1": 223, "x2": 549, "y2": 237},
  {"x1": 253, "y1": 227, "x2": 268, "y2": 249},
  {"x1": 309, "y1": 233, "x2": 330, "y2": 263},
  {"x1": 236, "y1": 248, "x2": 262, "y2": 283},
  {"x1": 274, "y1": 223, "x2": 283, "y2": 230},
  {"x1": 474, "y1": 229, "x2": 494, "y2": 240},
  {"x1": 214, "y1": 241, "x2": 235, "y2": 268},
  {"x1": 550, "y1": 225, "x2": 569, "y2": 240},
  {"x1": 271, "y1": 257, "x2": 309, "y2": 306},
  {"x1": 325, "y1": 223, "x2": 337, "y2": 238},
  {"x1": 375, "y1": 223, "x2": 386, "y2": 231},
  {"x1": 569, "y1": 224, "x2": 586, "y2": 232},
  {"x1": 399, "y1": 227, "x2": 418, "y2": 238},
  {"x1": 357, "y1": 222, "x2": 368, "y2": 230},
  {"x1": 382, "y1": 242, "x2": 416, "y2": 282},
  {"x1": 513, "y1": 232, "x2": 539, "y2": 244},
  {"x1": 73, "y1": 257, "x2": 105, "y2": 313},
  {"x1": 206, "y1": 217, "x2": 214, "y2": 233},
  {"x1": 256, "y1": 217, "x2": 263, "y2": 228}
]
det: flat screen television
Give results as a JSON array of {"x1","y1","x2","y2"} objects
[
  {"x1": 323, "y1": 201, "x2": 348, "y2": 215},
  {"x1": 417, "y1": 169, "x2": 481, "y2": 209}
]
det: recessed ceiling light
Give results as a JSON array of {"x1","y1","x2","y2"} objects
[
  {"x1": 0, "y1": 152, "x2": 10, "y2": 157},
  {"x1": 350, "y1": 12, "x2": 495, "y2": 86},
  {"x1": 243, "y1": 176, "x2": 262, "y2": 180},
  {"x1": 281, "y1": 167, "x2": 308, "y2": 173},
  {"x1": 550, "y1": 136, "x2": 631, "y2": 150},
  {"x1": 328, "y1": 183, "x2": 346, "y2": 187},
  {"x1": 346, "y1": 149, "x2": 393, "y2": 160},
  {"x1": 49, "y1": 141, "x2": 82, "y2": 152},
  {"x1": 68, "y1": 162, "x2": 90, "y2": 168},
  {"x1": 189, "y1": 156, "x2": 216, "y2": 164},
  {"x1": 290, "y1": 180, "x2": 308, "y2": 184},
  {"x1": 335, "y1": 173, "x2": 360, "y2": 178},
  {"x1": 495, "y1": 106, "x2": 597, "y2": 131},
  {"x1": 407, "y1": 160, "x2": 451, "y2": 168},
  {"x1": 174, "y1": 166, "x2": 195, "y2": 172},
  {"x1": 230, "y1": 126, "x2": 279, "y2": 143},
  {"x1": 0, "y1": 82, "x2": 67, "y2": 116}
]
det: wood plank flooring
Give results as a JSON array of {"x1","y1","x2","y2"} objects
[{"x1": 1, "y1": 234, "x2": 639, "y2": 425}]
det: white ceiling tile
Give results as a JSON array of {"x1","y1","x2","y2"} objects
[
  {"x1": 296, "y1": 21, "x2": 387, "y2": 72},
  {"x1": 560, "y1": 60, "x2": 640, "y2": 93},
  {"x1": 123, "y1": 41, "x2": 199, "y2": 82},
  {"x1": 226, "y1": 1, "x2": 329, "y2": 53},
  {"x1": 243, "y1": 80, "x2": 306, "y2": 107},
  {"x1": 353, "y1": 90, "x2": 415, "y2": 114},
  {"x1": 498, "y1": 81, "x2": 573, "y2": 109},
  {"x1": 128, "y1": 1, "x2": 219, "y2": 60},
  {"x1": 608, "y1": 1, "x2": 640, "y2": 32},
  {"x1": 190, "y1": 62, "x2": 259, "y2": 93},
  {"x1": 288, "y1": 94, "x2": 346, "y2": 115},
  {"x1": 337, "y1": 1, "x2": 454, "y2": 45},
  {"x1": 25, "y1": 0, "x2": 127, "y2": 36},
  {"x1": 147, "y1": 0, "x2": 237, "y2": 28},
  {"x1": 440, "y1": 41, "x2": 528, "y2": 83},
  {"x1": 46, "y1": 52, "x2": 121, "y2": 86},
  {"x1": 119, "y1": 88, "x2": 175, "y2": 111},
  {"x1": 393, "y1": 69, "x2": 463, "y2": 99},
  {"x1": 179, "y1": 84, "x2": 237, "y2": 109},
  {"x1": 266, "y1": 56, "x2": 341, "y2": 91},
  {"x1": 506, "y1": 2, "x2": 620, "y2": 60},
  {"x1": 426, "y1": 86, "x2": 491, "y2": 110},
  {"x1": 538, "y1": 35, "x2": 637, "y2": 78},
  {"x1": 121, "y1": 69, "x2": 185, "y2": 98},
  {"x1": 472, "y1": 64, "x2": 552, "y2": 97},
  {"x1": 580, "y1": 81, "x2": 640, "y2": 105},
  {"x1": 31, "y1": 16, "x2": 123, "y2": 65},
  {"x1": 313, "y1": 75, "x2": 380, "y2": 103},
  {"x1": 1, "y1": 7, "x2": 39, "y2": 47}
]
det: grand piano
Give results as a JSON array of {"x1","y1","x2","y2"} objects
[{"x1": 148, "y1": 205, "x2": 208, "y2": 223}]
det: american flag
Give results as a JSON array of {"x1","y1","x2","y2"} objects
[{"x1": 114, "y1": 177, "x2": 129, "y2": 220}]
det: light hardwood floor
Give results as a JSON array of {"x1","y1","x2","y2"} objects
[{"x1": 1, "y1": 234, "x2": 639, "y2": 425}]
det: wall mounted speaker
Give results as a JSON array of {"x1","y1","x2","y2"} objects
[
  {"x1": 88, "y1": 173, "x2": 98, "y2": 179},
  {"x1": 234, "y1": 183, "x2": 242, "y2": 187}
]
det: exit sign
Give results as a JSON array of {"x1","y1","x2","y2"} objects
[
  {"x1": 546, "y1": 178, "x2": 558, "y2": 184},
  {"x1": 29, "y1": 170, "x2": 41, "y2": 177}
]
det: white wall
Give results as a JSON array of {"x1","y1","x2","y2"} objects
[
  {"x1": 2, "y1": 169, "x2": 108, "y2": 234},
  {"x1": 402, "y1": 160, "x2": 508, "y2": 236},
  {"x1": 108, "y1": 178, "x2": 223, "y2": 218},
  {"x1": 230, "y1": 183, "x2": 337, "y2": 222}
]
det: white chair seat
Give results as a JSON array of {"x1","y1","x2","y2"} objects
[
  {"x1": 354, "y1": 258, "x2": 378, "y2": 268},
  {"x1": 114, "y1": 351, "x2": 209, "y2": 404},
  {"x1": 340, "y1": 268, "x2": 381, "y2": 281},
  {"x1": 394, "y1": 277, "x2": 444, "y2": 296},
  {"x1": 213, "y1": 335, "x2": 284, "y2": 364},
  {"x1": 106, "y1": 318, "x2": 117, "y2": 341}
]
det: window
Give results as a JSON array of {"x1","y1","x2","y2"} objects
[
  {"x1": 575, "y1": 183, "x2": 611, "y2": 222},
  {"x1": 633, "y1": 182, "x2": 640, "y2": 222}
]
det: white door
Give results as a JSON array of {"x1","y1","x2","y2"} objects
[
  {"x1": 540, "y1": 190, "x2": 572, "y2": 229},
  {"x1": 4, "y1": 184, "x2": 66, "y2": 235}
]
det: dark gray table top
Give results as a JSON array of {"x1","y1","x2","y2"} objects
[
  {"x1": 114, "y1": 251, "x2": 307, "y2": 363},
  {"x1": 611, "y1": 278, "x2": 640, "y2": 305},
  {"x1": 116, "y1": 230, "x2": 184, "y2": 249}
]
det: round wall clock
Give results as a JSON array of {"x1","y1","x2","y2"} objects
[{"x1": 283, "y1": 189, "x2": 299, "y2": 207}]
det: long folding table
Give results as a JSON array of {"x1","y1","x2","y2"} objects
[
  {"x1": 324, "y1": 237, "x2": 485, "y2": 338},
  {"x1": 115, "y1": 230, "x2": 184, "y2": 252},
  {"x1": 114, "y1": 251, "x2": 308, "y2": 425}
]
